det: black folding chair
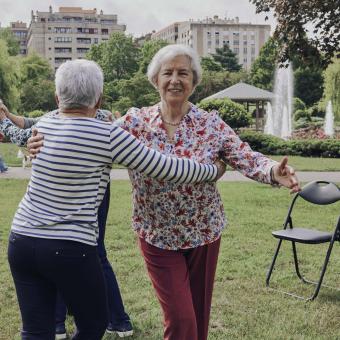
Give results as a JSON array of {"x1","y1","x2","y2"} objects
[{"x1": 266, "y1": 181, "x2": 340, "y2": 301}]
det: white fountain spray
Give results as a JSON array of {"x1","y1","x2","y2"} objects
[
  {"x1": 324, "y1": 100, "x2": 334, "y2": 137},
  {"x1": 264, "y1": 102, "x2": 274, "y2": 135},
  {"x1": 265, "y1": 63, "x2": 293, "y2": 139}
]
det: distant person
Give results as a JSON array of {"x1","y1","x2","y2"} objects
[
  {"x1": 0, "y1": 59, "x2": 224, "y2": 340},
  {"x1": 0, "y1": 131, "x2": 8, "y2": 173}
]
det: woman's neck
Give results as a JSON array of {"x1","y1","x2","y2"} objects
[
  {"x1": 160, "y1": 100, "x2": 190, "y2": 122},
  {"x1": 59, "y1": 107, "x2": 97, "y2": 118}
]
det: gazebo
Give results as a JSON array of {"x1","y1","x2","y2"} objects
[{"x1": 203, "y1": 82, "x2": 274, "y2": 130}]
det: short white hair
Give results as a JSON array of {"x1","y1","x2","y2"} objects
[
  {"x1": 147, "y1": 44, "x2": 202, "y2": 88},
  {"x1": 55, "y1": 59, "x2": 104, "y2": 110}
]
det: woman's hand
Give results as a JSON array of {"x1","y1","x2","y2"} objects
[
  {"x1": 214, "y1": 159, "x2": 226, "y2": 180},
  {"x1": 272, "y1": 156, "x2": 301, "y2": 193},
  {"x1": 27, "y1": 128, "x2": 44, "y2": 158}
]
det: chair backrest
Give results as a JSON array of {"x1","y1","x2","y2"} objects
[{"x1": 298, "y1": 181, "x2": 340, "y2": 205}]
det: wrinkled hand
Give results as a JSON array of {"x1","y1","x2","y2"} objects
[
  {"x1": 27, "y1": 128, "x2": 44, "y2": 158},
  {"x1": 214, "y1": 159, "x2": 226, "y2": 180},
  {"x1": 272, "y1": 156, "x2": 301, "y2": 193}
]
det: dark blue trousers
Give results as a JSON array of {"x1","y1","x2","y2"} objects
[
  {"x1": 8, "y1": 233, "x2": 108, "y2": 340},
  {"x1": 55, "y1": 184, "x2": 130, "y2": 329}
]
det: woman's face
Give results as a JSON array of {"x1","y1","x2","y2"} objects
[{"x1": 155, "y1": 55, "x2": 194, "y2": 107}]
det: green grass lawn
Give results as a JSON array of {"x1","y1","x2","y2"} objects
[
  {"x1": 1, "y1": 142, "x2": 340, "y2": 171},
  {"x1": 1, "y1": 180, "x2": 340, "y2": 339}
]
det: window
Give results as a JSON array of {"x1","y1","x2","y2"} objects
[
  {"x1": 54, "y1": 27, "x2": 72, "y2": 34},
  {"x1": 77, "y1": 48, "x2": 90, "y2": 54},
  {"x1": 251, "y1": 47, "x2": 256, "y2": 54},
  {"x1": 77, "y1": 38, "x2": 91, "y2": 44},
  {"x1": 55, "y1": 57, "x2": 72, "y2": 64},
  {"x1": 243, "y1": 47, "x2": 247, "y2": 53},
  {"x1": 233, "y1": 47, "x2": 239, "y2": 54},
  {"x1": 55, "y1": 37, "x2": 72, "y2": 43},
  {"x1": 55, "y1": 47, "x2": 72, "y2": 53},
  {"x1": 233, "y1": 40, "x2": 239, "y2": 45},
  {"x1": 101, "y1": 29, "x2": 109, "y2": 35}
]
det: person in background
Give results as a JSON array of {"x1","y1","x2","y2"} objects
[
  {"x1": 0, "y1": 104, "x2": 133, "y2": 338},
  {"x1": 26, "y1": 46, "x2": 300, "y2": 340},
  {"x1": 0, "y1": 129, "x2": 8, "y2": 173}
]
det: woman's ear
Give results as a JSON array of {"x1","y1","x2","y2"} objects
[{"x1": 95, "y1": 95, "x2": 103, "y2": 109}]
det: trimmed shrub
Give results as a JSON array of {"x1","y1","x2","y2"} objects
[
  {"x1": 198, "y1": 98, "x2": 251, "y2": 129},
  {"x1": 28, "y1": 110, "x2": 44, "y2": 118},
  {"x1": 293, "y1": 97, "x2": 306, "y2": 113},
  {"x1": 239, "y1": 130, "x2": 340, "y2": 158}
]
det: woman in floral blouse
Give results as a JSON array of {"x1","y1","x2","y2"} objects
[
  {"x1": 115, "y1": 45, "x2": 300, "y2": 340},
  {"x1": 26, "y1": 45, "x2": 300, "y2": 340}
]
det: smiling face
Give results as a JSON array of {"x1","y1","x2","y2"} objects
[{"x1": 155, "y1": 55, "x2": 194, "y2": 107}]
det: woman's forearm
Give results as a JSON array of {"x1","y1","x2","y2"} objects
[{"x1": 5, "y1": 112, "x2": 26, "y2": 129}]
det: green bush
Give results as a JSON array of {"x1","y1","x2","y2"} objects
[
  {"x1": 294, "y1": 109, "x2": 311, "y2": 121},
  {"x1": 238, "y1": 130, "x2": 340, "y2": 158},
  {"x1": 293, "y1": 97, "x2": 306, "y2": 112},
  {"x1": 308, "y1": 104, "x2": 325, "y2": 118},
  {"x1": 28, "y1": 110, "x2": 44, "y2": 118},
  {"x1": 198, "y1": 98, "x2": 251, "y2": 129}
]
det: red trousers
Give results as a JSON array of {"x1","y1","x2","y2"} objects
[{"x1": 139, "y1": 237, "x2": 221, "y2": 340}]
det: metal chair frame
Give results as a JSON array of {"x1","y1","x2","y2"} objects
[{"x1": 266, "y1": 181, "x2": 340, "y2": 301}]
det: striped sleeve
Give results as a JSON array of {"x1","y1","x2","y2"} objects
[{"x1": 110, "y1": 125, "x2": 217, "y2": 183}]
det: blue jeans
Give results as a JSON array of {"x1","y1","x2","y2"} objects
[
  {"x1": 55, "y1": 184, "x2": 130, "y2": 329},
  {"x1": 0, "y1": 155, "x2": 7, "y2": 172},
  {"x1": 8, "y1": 232, "x2": 108, "y2": 340}
]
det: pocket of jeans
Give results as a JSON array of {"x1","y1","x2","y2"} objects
[
  {"x1": 53, "y1": 244, "x2": 94, "y2": 260},
  {"x1": 8, "y1": 232, "x2": 27, "y2": 244}
]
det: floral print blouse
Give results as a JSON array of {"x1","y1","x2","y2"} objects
[{"x1": 117, "y1": 103, "x2": 277, "y2": 250}]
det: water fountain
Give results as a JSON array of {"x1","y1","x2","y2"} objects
[
  {"x1": 324, "y1": 100, "x2": 334, "y2": 137},
  {"x1": 264, "y1": 102, "x2": 274, "y2": 135},
  {"x1": 265, "y1": 63, "x2": 293, "y2": 139}
]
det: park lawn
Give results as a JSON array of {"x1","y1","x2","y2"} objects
[{"x1": 1, "y1": 180, "x2": 340, "y2": 339}]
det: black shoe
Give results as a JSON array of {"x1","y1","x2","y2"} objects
[{"x1": 106, "y1": 320, "x2": 133, "y2": 337}]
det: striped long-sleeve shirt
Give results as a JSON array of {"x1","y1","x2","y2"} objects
[{"x1": 11, "y1": 116, "x2": 218, "y2": 245}]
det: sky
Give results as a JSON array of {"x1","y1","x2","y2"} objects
[{"x1": 0, "y1": 0, "x2": 276, "y2": 36}]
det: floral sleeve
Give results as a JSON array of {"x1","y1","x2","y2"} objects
[
  {"x1": 212, "y1": 111, "x2": 277, "y2": 184},
  {"x1": 0, "y1": 118, "x2": 33, "y2": 146}
]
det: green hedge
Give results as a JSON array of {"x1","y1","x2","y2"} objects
[
  {"x1": 239, "y1": 130, "x2": 340, "y2": 158},
  {"x1": 198, "y1": 98, "x2": 251, "y2": 129}
]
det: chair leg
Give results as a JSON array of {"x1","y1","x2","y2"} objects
[
  {"x1": 291, "y1": 241, "x2": 309, "y2": 283},
  {"x1": 308, "y1": 240, "x2": 335, "y2": 301},
  {"x1": 266, "y1": 239, "x2": 283, "y2": 286}
]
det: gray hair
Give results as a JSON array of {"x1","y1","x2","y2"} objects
[
  {"x1": 55, "y1": 59, "x2": 104, "y2": 110},
  {"x1": 147, "y1": 44, "x2": 202, "y2": 88}
]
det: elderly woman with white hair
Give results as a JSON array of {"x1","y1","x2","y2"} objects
[
  {"x1": 2, "y1": 59, "x2": 224, "y2": 340},
  {"x1": 113, "y1": 44, "x2": 300, "y2": 340}
]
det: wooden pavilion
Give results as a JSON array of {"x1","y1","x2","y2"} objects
[{"x1": 204, "y1": 82, "x2": 274, "y2": 130}]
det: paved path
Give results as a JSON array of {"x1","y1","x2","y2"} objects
[{"x1": 1, "y1": 167, "x2": 340, "y2": 182}]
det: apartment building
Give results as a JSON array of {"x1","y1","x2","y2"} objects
[
  {"x1": 27, "y1": 6, "x2": 126, "y2": 70},
  {"x1": 9, "y1": 21, "x2": 28, "y2": 56},
  {"x1": 152, "y1": 16, "x2": 271, "y2": 70}
]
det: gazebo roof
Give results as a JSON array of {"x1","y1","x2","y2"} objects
[{"x1": 203, "y1": 82, "x2": 274, "y2": 101}]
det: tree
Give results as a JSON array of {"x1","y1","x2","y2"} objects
[
  {"x1": 200, "y1": 57, "x2": 223, "y2": 72},
  {"x1": 20, "y1": 53, "x2": 53, "y2": 83},
  {"x1": 87, "y1": 32, "x2": 139, "y2": 81},
  {"x1": 294, "y1": 66, "x2": 323, "y2": 107},
  {"x1": 250, "y1": 38, "x2": 278, "y2": 90},
  {"x1": 138, "y1": 39, "x2": 168, "y2": 73},
  {"x1": 0, "y1": 28, "x2": 19, "y2": 56},
  {"x1": 211, "y1": 45, "x2": 242, "y2": 72},
  {"x1": 250, "y1": 0, "x2": 340, "y2": 67},
  {"x1": 20, "y1": 79, "x2": 56, "y2": 113},
  {"x1": 0, "y1": 39, "x2": 20, "y2": 110}
]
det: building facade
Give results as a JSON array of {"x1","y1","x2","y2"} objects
[
  {"x1": 151, "y1": 16, "x2": 271, "y2": 70},
  {"x1": 27, "y1": 6, "x2": 126, "y2": 70},
  {"x1": 9, "y1": 21, "x2": 28, "y2": 56}
]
